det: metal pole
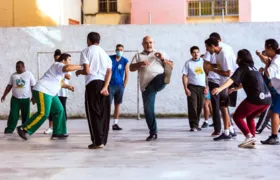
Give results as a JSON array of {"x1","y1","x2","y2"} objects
[
  {"x1": 149, "y1": 12, "x2": 152, "y2": 24},
  {"x1": 222, "y1": 9, "x2": 224, "y2": 22}
]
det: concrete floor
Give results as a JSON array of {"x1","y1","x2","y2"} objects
[{"x1": 0, "y1": 118, "x2": 279, "y2": 180}]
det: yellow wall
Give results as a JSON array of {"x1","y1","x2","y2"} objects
[
  {"x1": 0, "y1": 0, "x2": 80, "y2": 27},
  {"x1": 186, "y1": 16, "x2": 239, "y2": 23},
  {"x1": 84, "y1": 0, "x2": 131, "y2": 24}
]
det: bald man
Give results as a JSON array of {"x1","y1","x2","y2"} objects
[{"x1": 130, "y1": 36, "x2": 173, "y2": 141}]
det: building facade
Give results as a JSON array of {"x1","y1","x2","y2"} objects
[{"x1": 0, "y1": 0, "x2": 81, "y2": 27}]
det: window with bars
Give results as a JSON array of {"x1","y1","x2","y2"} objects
[
  {"x1": 99, "y1": 0, "x2": 117, "y2": 13},
  {"x1": 188, "y1": 0, "x2": 239, "y2": 17}
]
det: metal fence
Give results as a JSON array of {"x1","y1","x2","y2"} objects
[{"x1": 187, "y1": 0, "x2": 239, "y2": 17}]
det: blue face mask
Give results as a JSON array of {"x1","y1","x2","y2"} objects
[{"x1": 116, "y1": 51, "x2": 123, "y2": 57}]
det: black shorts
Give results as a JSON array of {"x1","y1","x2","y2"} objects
[{"x1": 220, "y1": 85, "x2": 237, "y2": 107}]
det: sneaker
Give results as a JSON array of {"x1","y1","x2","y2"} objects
[
  {"x1": 261, "y1": 136, "x2": 280, "y2": 145},
  {"x1": 190, "y1": 128, "x2": 197, "y2": 132},
  {"x1": 51, "y1": 134, "x2": 68, "y2": 140},
  {"x1": 213, "y1": 133, "x2": 232, "y2": 141},
  {"x1": 146, "y1": 134, "x2": 157, "y2": 141},
  {"x1": 266, "y1": 122, "x2": 271, "y2": 130},
  {"x1": 44, "y1": 128, "x2": 53, "y2": 134},
  {"x1": 211, "y1": 131, "x2": 221, "y2": 137},
  {"x1": 240, "y1": 142, "x2": 256, "y2": 149},
  {"x1": 230, "y1": 131, "x2": 237, "y2": 137},
  {"x1": 256, "y1": 129, "x2": 263, "y2": 134},
  {"x1": 163, "y1": 61, "x2": 173, "y2": 84},
  {"x1": 201, "y1": 122, "x2": 209, "y2": 128},
  {"x1": 196, "y1": 127, "x2": 202, "y2": 131},
  {"x1": 88, "y1": 144, "x2": 104, "y2": 149},
  {"x1": 209, "y1": 123, "x2": 214, "y2": 127},
  {"x1": 16, "y1": 126, "x2": 27, "y2": 140},
  {"x1": 238, "y1": 137, "x2": 256, "y2": 148},
  {"x1": 112, "y1": 124, "x2": 122, "y2": 131}
]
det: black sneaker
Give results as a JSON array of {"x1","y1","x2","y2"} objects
[
  {"x1": 209, "y1": 123, "x2": 214, "y2": 127},
  {"x1": 146, "y1": 134, "x2": 157, "y2": 141},
  {"x1": 88, "y1": 144, "x2": 104, "y2": 149},
  {"x1": 163, "y1": 62, "x2": 173, "y2": 84},
  {"x1": 213, "y1": 133, "x2": 232, "y2": 141},
  {"x1": 190, "y1": 128, "x2": 197, "y2": 132},
  {"x1": 261, "y1": 136, "x2": 280, "y2": 145},
  {"x1": 256, "y1": 129, "x2": 263, "y2": 134},
  {"x1": 196, "y1": 127, "x2": 202, "y2": 131},
  {"x1": 112, "y1": 124, "x2": 122, "y2": 131},
  {"x1": 16, "y1": 126, "x2": 27, "y2": 140},
  {"x1": 51, "y1": 134, "x2": 68, "y2": 140},
  {"x1": 201, "y1": 122, "x2": 209, "y2": 128},
  {"x1": 230, "y1": 131, "x2": 237, "y2": 137}
]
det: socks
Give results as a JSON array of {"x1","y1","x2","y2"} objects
[
  {"x1": 205, "y1": 120, "x2": 209, "y2": 123},
  {"x1": 271, "y1": 134, "x2": 278, "y2": 138},
  {"x1": 229, "y1": 126, "x2": 235, "y2": 133},
  {"x1": 224, "y1": 129, "x2": 230, "y2": 136},
  {"x1": 114, "y1": 119, "x2": 118, "y2": 125}
]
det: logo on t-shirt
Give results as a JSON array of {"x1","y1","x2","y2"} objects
[
  {"x1": 16, "y1": 78, "x2": 25, "y2": 88},
  {"x1": 118, "y1": 64, "x2": 122, "y2": 70},
  {"x1": 194, "y1": 67, "x2": 204, "y2": 75}
]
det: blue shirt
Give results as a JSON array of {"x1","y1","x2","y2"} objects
[{"x1": 109, "y1": 55, "x2": 128, "y2": 86}]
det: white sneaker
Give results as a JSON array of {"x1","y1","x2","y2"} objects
[
  {"x1": 238, "y1": 137, "x2": 256, "y2": 148},
  {"x1": 44, "y1": 128, "x2": 53, "y2": 134}
]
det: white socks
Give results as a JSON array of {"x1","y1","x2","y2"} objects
[
  {"x1": 229, "y1": 126, "x2": 235, "y2": 133},
  {"x1": 224, "y1": 129, "x2": 230, "y2": 136},
  {"x1": 205, "y1": 120, "x2": 209, "y2": 123},
  {"x1": 114, "y1": 119, "x2": 118, "y2": 125}
]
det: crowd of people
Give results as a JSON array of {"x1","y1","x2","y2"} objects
[{"x1": 1, "y1": 31, "x2": 280, "y2": 149}]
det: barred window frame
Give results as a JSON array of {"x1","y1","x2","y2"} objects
[
  {"x1": 99, "y1": 0, "x2": 118, "y2": 13},
  {"x1": 187, "y1": 0, "x2": 239, "y2": 17}
]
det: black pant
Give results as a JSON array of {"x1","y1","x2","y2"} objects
[
  {"x1": 187, "y1": 84, "x2": 205, "y2": 129},
  {"x1": 209, "y1": 81, "x2": 221, "y2": 132},
  {"x1": 256, "y1": 106, "x2": 271, "y2": 131},
  {"x1": 49, "y1": 96, "x2": 67, "y2": 121},
  {"x1": 85, "y1": 80, "x2": 111, "y2": 146}
]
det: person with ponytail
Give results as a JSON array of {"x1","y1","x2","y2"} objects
[
  {"x1": 212, "y1": 49, "x2": 271, "y2": 148},
  {"x1": 260, "y1": 39, "x2": 280, "y2": 145}
]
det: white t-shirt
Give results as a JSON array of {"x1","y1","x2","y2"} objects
[
  {"x1": 268, "y1": 54, "x2": 280, "y2": 94},
  {"x1": 8, "y1": 71, "x2": 36, "y2": 99},
  {"x1": 80, "y1": 45, "x2": 112, "y2": 85},
  {"x1": 57, "y1": 72, "x2": 71, "y2": 97},
  {"x1": 33, "y1": 62, "x2": 66, "y2": 96},
  {"x1": 131, "y1": 50, "x2": 171, "y2": 91},
  {"x1": 203, "y1": 51, "x2": 220, "y2": 84},
  {"x1": 215, "y1": 46, "x2": 238, "y2": 85},
  {"x1": 182, "y1": 58, "x2": 206, "y2": 87}
]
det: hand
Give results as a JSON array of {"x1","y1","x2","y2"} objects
[
  {"x1": 256, "y1": 50, "x2": 261, "y2": 56},
  {"x1": 141, "y1": 60, "x2": 150, "y2": 66},
  {"x1": 123, "y1": 83, "x2": 127, "y2": 88},
  {"x1": 228, "y1": 88, "x2": 235, "y2": 94},
  {"x1": 68, "y1": 86, "x2": 75, "y2": 92},
  {"x1": 154, "y1": 52, "x2": 164, "y2": 61},
  {"x1": 31, "y1": 97, "x2": 36, "y2": 104},
  {"x1": 211, "y1": 88, "x2": 222, "y2": 95},
  {"x1": 185, "y1": 88, "x2": 191, "y2": 97},
  {"x1": 75, "y1": 70, "x2": 81, "y2": 77},
  {"x1": 204, "y1": 63, "x2": 213, "y2": 72},
  {"x1": 204, "y1": 87, "x2": 209, "y2": 95},
  {"x1": 259, "y1": 67, "x2": 265, "y2": 73},
  {"x1": 100, "y1": 87, "x2": 109, "y2": 96},
  {"x1": 1, "y1": 96, "x2": 5, "y2": 103}
]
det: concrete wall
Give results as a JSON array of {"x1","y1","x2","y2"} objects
[{"x1": 0, "y1": 23, "x2": 280, "y2": 118}]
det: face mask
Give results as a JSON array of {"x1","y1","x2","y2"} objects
[{"x1": 116, "y1": 51, "x2": 123, "y2": 57}]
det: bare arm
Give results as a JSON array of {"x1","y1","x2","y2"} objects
[
  {"x1": 212, "y1": 78, "x2": 234, "y2": 95},
  {"x1": 212, "y1": 69, "x2": 231, "y2": 77},
  {"x1": 100, "y1": 68, "x2": 112, "y2": 96},
  {"x1": 1, "y1": 85, "x2": 12, "y2": 102},
  {"x1": 76, "y1": 64, "x2": 90, "y2": 76},
  {"x1": 62, "y1": 64, "x2": 82, "y2": 73},
  {"x1": 129, "y1": 62, "x2": 144, "y2": 72},
  {"x1": 64, "y1": 74, "x2": 71, "y2": 80},
  {"x1": 124, "y1": 64, "x2": 129, "y2": 87},
  {"x1": 182, "y1": 74, "x2": 191, "y2": 96}
]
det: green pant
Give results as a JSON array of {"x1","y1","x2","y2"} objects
[
  {"x1": 4, "y1": 96, "x2": 30, "y2": 133},
  {"x1": 22, "y1": 90, "x2": 66, "y2": 135}
]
